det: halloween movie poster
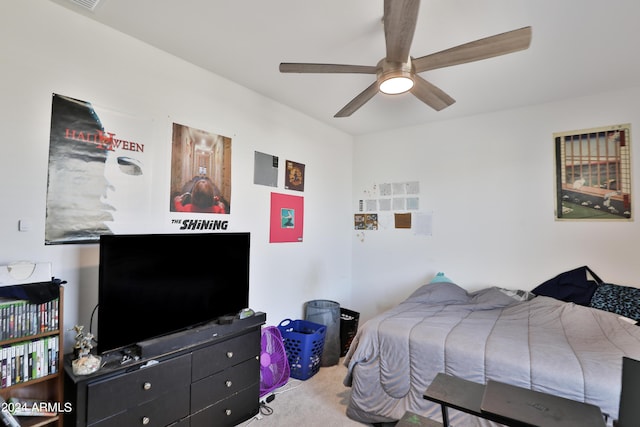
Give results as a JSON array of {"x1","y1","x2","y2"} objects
[{"x1": 45, "y1": 93, "x2": 152, "y2": 244}]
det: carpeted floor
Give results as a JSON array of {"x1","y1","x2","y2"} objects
[{"x1": 238, "y1": 359, "x2": 369, "y2": 426}]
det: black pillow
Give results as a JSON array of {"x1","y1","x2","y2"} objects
[{"x1": 532, "y1": 266, "x2": 602, "y2": 306}]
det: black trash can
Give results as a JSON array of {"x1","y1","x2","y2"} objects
[
  {"x1": 305, "y1": 300, "x2": 340, "y2": 366},
  {"x1": 340, "y1": 308, "x2": 360, "y2": 357}
]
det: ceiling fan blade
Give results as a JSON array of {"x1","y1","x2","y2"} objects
[
  {"x1": 413, "y1": 26, "x2": 532, "y2": 73},
  {"x1": 384, "y1": 0, "x2": 420, "y2": 63},
  {"x1": 334, "y1": 81, "x2": 379, "y2": 117},
  {"x1": 411, "y1": 75, "x2": 455, "y2": 111},
  {"x1": 280, "y1": 63, "x2": 377, "y2": 74}
]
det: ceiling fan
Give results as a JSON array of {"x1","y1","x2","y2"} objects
[{"x1": 279, "y1": 0, "x2": 532, "y2": 118}]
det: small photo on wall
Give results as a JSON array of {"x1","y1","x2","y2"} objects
[
  {"x1": 285, "y1": 160, "x2": 305, "y2": 191},
  {"x1": 281, "y1": 208, "x2": 295, "y2": 228},
  {"x1": 354, "y1": 213, "x2": 378, "y2": 230}
]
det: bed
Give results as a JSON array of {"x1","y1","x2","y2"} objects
[{"x1": 343, "y1": 281, "x2": 640, "y2": 426}]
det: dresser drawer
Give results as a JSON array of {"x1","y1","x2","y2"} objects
[
  {"x1": 168, "y1": 418, "x2": 190, "y2": 427},
  {"x1": 189, "y1": 382, "x2": 260, "y2": 427},
  {"x1": 191, "y1": 357, "x2": 259, "y2": 412},
  {"x1": 192, "y1": 329, "x2": 260, "y2": 381},
  {"x1": 91, "y1": 385, "x2": 190, "y2": 427},
  {"x1": 87, "y1": 354, "x2": 191, "y2": 425}
]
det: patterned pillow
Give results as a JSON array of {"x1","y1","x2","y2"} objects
[{"x1": 589, "y1": 283, "x2": 640, "y2": 322}]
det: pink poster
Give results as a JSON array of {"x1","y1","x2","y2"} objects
[{"x1": 270, "y1": 193, "x2": 304, "y2": 243}]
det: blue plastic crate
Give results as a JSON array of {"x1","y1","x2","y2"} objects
[{"x1": 277, "y1": 319, "x2": 326, "y2": 380}]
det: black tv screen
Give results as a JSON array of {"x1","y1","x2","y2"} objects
[{"x1": 97, "y1": 232, "x2": 250, "y2": 354}]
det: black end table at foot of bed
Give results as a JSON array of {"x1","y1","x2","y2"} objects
[{"x1": 423, "y1": 373, "x2": 607, "y2": 427}]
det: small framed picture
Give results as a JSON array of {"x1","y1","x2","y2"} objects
[{"x1": 285, "y1": 160, "x2": 305, "y2": 191}]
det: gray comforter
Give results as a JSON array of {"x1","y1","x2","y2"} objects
[{"x1": 343, "y1": 282, "x2": 640, "y2": 426}]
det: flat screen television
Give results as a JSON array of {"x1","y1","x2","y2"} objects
[{"x1": 97, "y1": 232, "x2": 250, "y2": 355}]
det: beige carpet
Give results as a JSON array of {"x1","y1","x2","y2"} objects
[{"x1": 238, "y1": 359, "x2": 369, "y2": 427}]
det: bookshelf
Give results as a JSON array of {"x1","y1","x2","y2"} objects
[{"x1": 0, "y1": 282, "x2": 64, "y2": 427}]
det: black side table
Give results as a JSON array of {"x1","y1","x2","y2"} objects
[{"x1": 423, "y1": 373, "x2": 606, "y2": 427}]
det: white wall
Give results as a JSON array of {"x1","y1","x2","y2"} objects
[
  {"x1": 352, "y1": 88, "x2": 640, "y2": 322},
  {"x1": 0, "y1": 1, "x2": 353, "y2": 350},
  {"x1": 4, "y1": 2, "x2": 640, "y2": 352}
]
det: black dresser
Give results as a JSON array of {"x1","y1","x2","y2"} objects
[{"x1": 64, "y1": 313, "x2": 265, "y2": 427}]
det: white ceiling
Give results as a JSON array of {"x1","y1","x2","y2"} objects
[{"x1": 50, "y1": 0, "x2": 640, "y2": 136}]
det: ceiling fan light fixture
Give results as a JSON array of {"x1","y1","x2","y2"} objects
[
  {"x1": 377, "y1": 58, "x2": 414, "y2": 95},
  {"x1": 379, "y1": 75, "x2": 414, "y2": 94},
  {"x1": 279, "y1": 0, "x2": 532, "y2": 117}
]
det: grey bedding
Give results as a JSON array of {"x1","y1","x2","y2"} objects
[{"x1": 343, "y1": 282, "x2": 640, "y2": 426}]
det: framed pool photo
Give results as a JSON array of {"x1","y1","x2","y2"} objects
[{"x1": 554, "y1": 123, "x2": 632, "y2": 221}]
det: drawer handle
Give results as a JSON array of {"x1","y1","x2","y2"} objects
[
  {"x1": 225, "y1": 380, "x2": 233, "y2": 388},
  {"x1": 142, "y1": 416, "x2": 150, "y2": 425},
  {"x1": 143, "y1": 382, "x2": 152, "y2": 391},
  {"x1": 225, "y1": 409, "x2": 232, "y2": 416},
  {"x1": 226, "y1": 351, "x2": 234, "y2": 359}
]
